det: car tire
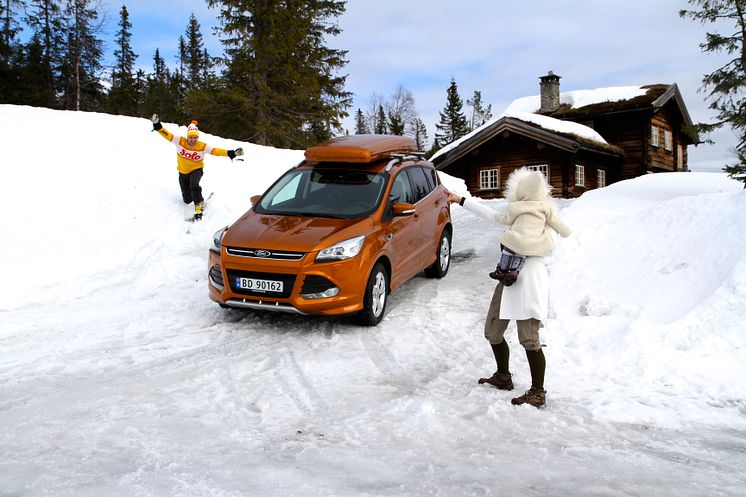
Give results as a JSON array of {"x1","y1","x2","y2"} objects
[
  {"x1": 424, "y1": 228, "x2": 451, "y2": 278},
  {"x1": 357, "y1": 262, "x2": 388, "y2": 326}
]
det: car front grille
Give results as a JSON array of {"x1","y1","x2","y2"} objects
[
  {"x1": 225, "y1": 247, "x2": 306, "y2": 261},
  {"x1": 226, "y1": 270, "x2": 297, "y2": 299}
]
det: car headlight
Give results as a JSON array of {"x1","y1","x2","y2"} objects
[
  {"x1": 316, "y1": 235, "x2": 365, "y2": 262},
  {"x1": 211, "y1": 227, "x2": 227, "y2": 254}
]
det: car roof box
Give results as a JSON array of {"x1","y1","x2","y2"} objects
[{"x1": 305, "y1": 134, "x2": 418, "y2": 163}]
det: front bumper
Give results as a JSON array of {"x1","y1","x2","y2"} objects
[{"x1": 208, "y1": 247, "x2": 369, "y2": 316}]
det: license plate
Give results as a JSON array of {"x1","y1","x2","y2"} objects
[{"x1": 235, "y1": 277, "x2": 284, "y2": 293}]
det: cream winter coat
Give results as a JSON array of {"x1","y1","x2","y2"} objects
[
  {"x1": 495, "y1": 168, "x2": 572, "y2": 255},
  {"x1": 460, "y1": 168, "x2": 572, "y2": 322}
]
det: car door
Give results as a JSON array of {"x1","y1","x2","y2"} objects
[
  {"x1": 406, "y1": 166, "x2": 440, "y2": 265},
  {"x1": 384, "y1": 169, "x2": 422, "y2": 288}
]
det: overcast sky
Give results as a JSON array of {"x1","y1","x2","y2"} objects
[{"x1": 103, "y1": 0, "x2": 739, "y2": 172}]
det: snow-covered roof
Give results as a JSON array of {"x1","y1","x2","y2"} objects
[
  {"x1": 430, "y1": 110, "x2": 610, "y2": 162},
  {"x1": 505, "y1": 85, "x2": 649, "y2": 114}
]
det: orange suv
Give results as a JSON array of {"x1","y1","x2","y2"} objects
[{"x1": 208, "y1": 134, "x2": 452, "y2": 325}]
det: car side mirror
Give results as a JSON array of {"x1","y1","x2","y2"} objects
[
  {"x1": 392, "y1": 202, "x2": 415, "y2": 216},
  {"x1": 250, "y1": 194, "x2": 261, "y2": 205}
]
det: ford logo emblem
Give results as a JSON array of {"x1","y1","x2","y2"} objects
[{"x1": 254, "y1": 250, "x2": 271, "y2": 258}]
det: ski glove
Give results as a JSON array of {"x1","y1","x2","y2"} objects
[
  {"x1": 150, "y1": 113, "x2": 162, "y2": 131},
  {"x1": 228, "y1": 147, "x2": 244, "y2": 160}
]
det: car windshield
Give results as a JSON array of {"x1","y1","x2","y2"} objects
[{"x1": 255, "y1": 168, "x2": 388, "y2": 219}]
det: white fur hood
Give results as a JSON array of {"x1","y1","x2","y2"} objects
[{"x1": 504, "y1": 167, "x2": 552, "y2": 202}]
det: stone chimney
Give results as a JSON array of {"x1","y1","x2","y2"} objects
[{"x1": 539, "y1": 71, "x2": 561, "y2": 113}]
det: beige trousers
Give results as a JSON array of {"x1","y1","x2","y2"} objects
[{"x1": 484, "y1": 284, "x2": 542, "y2": 351}]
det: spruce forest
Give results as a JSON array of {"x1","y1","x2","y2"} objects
[
  {"x1": 0, "y1": 0, "x2": 495, "y2": 152},
  {"x1": 1, "y1": 0, "x2": 353, "y2": 148}
]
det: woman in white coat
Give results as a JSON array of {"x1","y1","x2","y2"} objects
[{"x1": 448, "y1": 168, "x2": 571, "y2": 408}]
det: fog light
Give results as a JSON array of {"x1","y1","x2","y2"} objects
[{"x1": 301, "y1": 287, "x2": 340, "y2": 299}]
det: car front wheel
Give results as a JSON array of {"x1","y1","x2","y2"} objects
[
  {"x1": 425, "y1": 229, "x2": 451, "y2": 278},
  {"x1": 357, "y1": 262, "x2": 388, "y2": 326}
]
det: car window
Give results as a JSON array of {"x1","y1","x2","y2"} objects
[
  {"x1": 423, "y1": 167, "x2": 438, "y2": 191},
  {"x1": 266, "y1": 172, "x2": 303, "y2": 206},
  {"x1": 389, "y1": 171, "x2": 415, "y2": 204},
  {"x1": 406, "y1": 167, "x2": 432, "y2": 203},
  {"x1": 257, "y1": 168, "x2": 387, "y2": 219}
]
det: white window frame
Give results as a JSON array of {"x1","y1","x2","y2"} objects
[
  {"x1": 664, "y1": 130, "x2": 673, "y2": 151},
  {"x1": 651, "y1": 126, "x2": 659, "y2": 148},
  {"x1": 597, "y1": 169, "x2": 606, "y2": 188},
  {"x1": 527, "y1": 164, "x2": 549, "y2": 178},
  {"x1": 575, "y1": 164, "x2": 585, "y2": 187},
  {"x1": 479, "y1": 168, "x2": 500, "y2": 190},
  {"x1": 677, "y1": 144, "x2": 684, "y2": 170}
]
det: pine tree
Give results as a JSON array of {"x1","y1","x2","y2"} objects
[
  {"x1": 388, "y1": 112, "x2": 405, "y2": 135},
  {"x1": 182, "y1": 13, "x2": 205, "y2": 90},
  {"x1": 466, "y1": 90, "x2": 492, "y2": 131},
  {"x1": 201, "y1": 48, "x2": 215, "y2": 88},
  {"x1": 134, "y1": 68, "x2": 145, "y2": 115},
  {"x1": 374, "y1": 104, "x2": 387, "y2": 134},
  {"x1": 60, "y1": 0, "x2": 104, "y2": 111},
  {"x1": 0, "y1": 0, "x2": 24, "y2": 102},
  {"x1": 354, "y1": 108, "x2": 368, "y2": 134},
  {"x1": 204, "y1": 0, "x2": 352, "y2": 147},
  {"x1": 434, "y1": 78, "x2": 469, "y2": 147},
  {"x1": 681, "y1": 0, "x2": 746, "y2": 187},
  {"x1": 22, "y1": 0, "x2": 64, "y2": 107},
  {"x1": 142, "y1": 48, "x2": 182, "y2": 123},
  {"x1": 142, "y1": 49, "x2": 167, "y2": 116},
  {"x1": 107, "y1": 4, "x2": 139, "y2": 115},
  {"x1": 1, "y1": 0, "x2": 24, "y2": 59},
  {"x1": 16, "y1": 33, "x2": 47, "y2": 105}
]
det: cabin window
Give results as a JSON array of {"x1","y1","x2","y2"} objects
[
  {"x1": 527, "y1": 164, "x2": 549, "y2": 178},
  {"x1": 479, "y1": 168, "x2": 500, "y2": 190},
  {"x1": 575, "y1": 165, "x2": 585, "y2": 187},
  {"x1": 597, "y1": 169, "x2": 606, "y2": 188},
  {"x1": 677, "y1": 145, "x2": 684, "y2": 170},
  {"x1": 664, "y1": 130, "x2": 673, "y2": 151},
  {"x1": 651, "y1": 126, "x2": 659, "y2": 147}
]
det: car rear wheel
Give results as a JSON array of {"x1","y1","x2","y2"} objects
[
  {"x1": 425, "y1": 229, "x2": 451, "y2": 278},
  {"x1": 357, "y1": 262, "x2": 388, "y2": 326}
]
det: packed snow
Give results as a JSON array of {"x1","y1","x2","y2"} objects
[{"x1": 1, "y1": 105, "x2": 745, "y2": 497}]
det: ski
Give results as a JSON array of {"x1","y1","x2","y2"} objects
[{"x1": 184, "y1": 192, "x2": 214, "y2": 223}]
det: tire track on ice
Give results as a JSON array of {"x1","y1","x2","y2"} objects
[
  {"x1": 275, "y1": 347, "x2": 330, "y2": 417},
  {"x1": 358, "y1": 328, "x2": 416, "y2": 394}
]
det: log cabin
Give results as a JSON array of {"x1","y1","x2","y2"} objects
[{"x1": 431, "y1": 72, "x2": 700, "y2": 198}]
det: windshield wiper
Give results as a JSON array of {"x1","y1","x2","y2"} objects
[
  {"x1": 267, "y1": 210, "x2": 347, "y2": 219},
  {"x1": 297, "y1": 212, "x2": 347, "y2": 219}
]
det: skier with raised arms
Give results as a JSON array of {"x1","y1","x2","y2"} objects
[{"x1": 151, "y1": 114, "x2": 244, "y2": 220}]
